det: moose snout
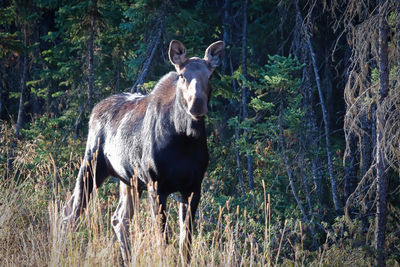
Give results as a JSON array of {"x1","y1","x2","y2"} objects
[{"x1": 189, "y1": 97, "x2": 208, "y2": 118}]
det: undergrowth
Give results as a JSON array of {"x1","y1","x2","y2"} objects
[{"x1": 0, "y1": 121, "x2": 378, "y2": 266}]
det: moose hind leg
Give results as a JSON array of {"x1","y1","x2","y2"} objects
[
  {"x1": 112, "y1": 181, "x2": 142, "y2": 264},
  {"x1": 179, "y1": 191, "x2": 201, "y2": 266},
  {"x1": 62, "y1": 148, "x2": 109, "y2": 228}
]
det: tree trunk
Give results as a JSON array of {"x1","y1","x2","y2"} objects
[
  {"x1": 87, "y1": 0, "x2": 97, "y2": 112},
  {"x1": 360, "y1": 113, "x2": 372, "y2": 177},
  {"x1": 359, "y1": 109, "x2": 374, "y2": 230},
  {"x1": 235, "y1": 125, "x2": 246, "y2": 196},
  {"x1": 323, "y1": 46, "x2": 333, "y2": 128},
  {"x1": 398, "y1": 0, "x2": 400, "y2": 70},
  {"x1": 31, "y1": 11, "x2": 41, "y2": 115},
  {"x1": 294, "y1": 0, "x2": 340, "y2": 213},
  {"x1": 344, "y1": 132, "x2": 359, "y2": 201},
  {"x1": 241, "y1": 0, "x2": 254, "y2": 190},
  {"x1": 311, "y1": 156, "x2": 324, "y2": 207},
  {"x1": 73, "y1": 105, "x2": 84, "y2": 140},
  {"x1": 302, "y1": 64, "x2": 325, "y2": 210},
  {"x1": 5, "y1": 23, "x2": 28, "y2": 179},
  {"x1": 293, "y1": 9, "x2": 325, "y2": 210},
  {"x1": 230, "y1": 58, "x2": 246, "y2": 196},
  {"x1": 223, "y1": 2, "x2": 245, "y2": 196},
  {"x1": 279, "y1": 95, "x2": 318, "y2": 246},
  {"x1": 221, "y1": 0, "x2": 230, "y2": 74},
  {"x1": 299, "y1": 153, "x2": 313, "y2": 216},
  {"x1": 343, "y1": 39, "x2": 359, "y2": 203},
  {"x1": 131, "y1": 0, "x2": 166, "y2": 93},
  {"x1": 279, "y1": 104, "x2": 307, "y2": 222},
  {"x1": 375, "y1": 2, "x2": 389, "y2": 266},
  {"x1": 116, "y1": 58, "x2": 120, "y2": 93},
  {"x1": 0, "y1": 63, "x2": 2, "y2": 117}
]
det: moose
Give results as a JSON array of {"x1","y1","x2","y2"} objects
[{"x1": 62, "y1": 40, "x2": 225, "y2": 265}]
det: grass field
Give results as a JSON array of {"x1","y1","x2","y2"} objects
[
  {"x1": 0, "y1": 179, "x2": 377, "y2": 266},
  {"x1": 0, "y1": 124, "x2": 377, "y2": 266}
]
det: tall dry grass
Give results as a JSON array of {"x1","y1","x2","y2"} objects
[
  {"x1": 0, "y1": 177, "x2": 377, "y2": 267},
  {"x1": 0, "y1": 122, "x2": 375, "y2": 266},
  {"x1": 0, "y1": 177, "x2": 273, "y2": 266}
]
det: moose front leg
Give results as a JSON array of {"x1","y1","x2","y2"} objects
[
  {"x1": 179, "y1": 191, "x2": 200, "y2": 266},
  {"x1": 148, "y1": 183, "x2": 168, "y2": 242},
  {"x1": 112, "y1": 181, "x2": 142, "y2": 265}
]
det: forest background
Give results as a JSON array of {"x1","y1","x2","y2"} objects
[{"x1": 1, "y1": 0, "x2": 400, "y2": 266}]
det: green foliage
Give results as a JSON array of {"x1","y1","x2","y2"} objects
[
  {"x1": 207, "y1": 54, "x2": 307, "y2": 225},
  {"x1": 3, "y1": 0, "x2": 400, "y2": 264}
]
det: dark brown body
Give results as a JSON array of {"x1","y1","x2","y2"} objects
[{"x1": 62, "y1": 40, "x2": 225, "y2": 265}]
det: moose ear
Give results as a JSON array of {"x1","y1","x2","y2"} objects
[
  {"x1": 169, "y1": 40, "x2": 187, "y2": 68},
  {"x1": 204, "y1": 41, "x2": 225, "y2": 69}
]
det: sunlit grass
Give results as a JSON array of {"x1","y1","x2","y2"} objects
[
  {"x1": 0, "y1": 123, "x2": 375, "y2": 266},
  {"x1": 0, "y1": 175, "x2": 377, "y2": 267}
]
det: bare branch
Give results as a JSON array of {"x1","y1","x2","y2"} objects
[{"x1": 130, "y1": 0, "x2": 167, "y2": 93}]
